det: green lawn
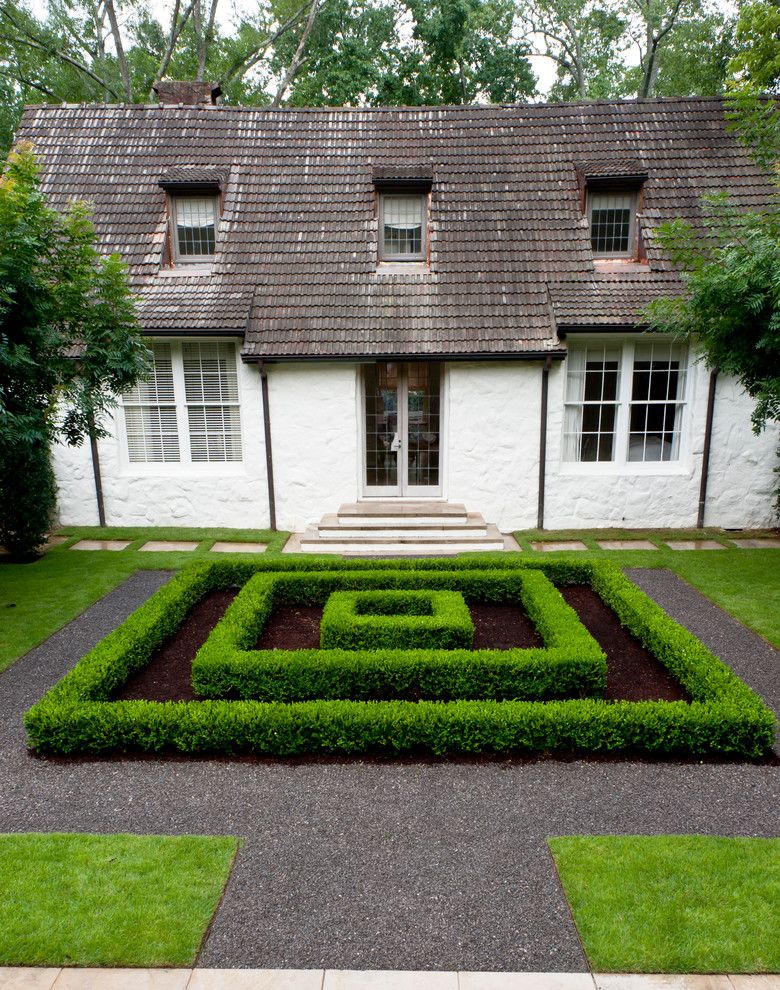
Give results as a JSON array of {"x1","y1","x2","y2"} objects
[
  {"x1": 0, "y1": 526, "x2": 286, "y2": 672},
  {"x1": 0, "y1": 832, "x2": 238, "y2": 967},
  {"x1": 549, "y1": 835, "x2": 780, "y2": 973}
]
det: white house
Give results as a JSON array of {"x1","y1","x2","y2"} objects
[{"x1": 18, "y1": 83, "x2": 778, "y2": 550}]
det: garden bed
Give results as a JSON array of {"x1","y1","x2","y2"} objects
[{"x1": 24, "y1": 556, "x2": 776, "y2": 759}]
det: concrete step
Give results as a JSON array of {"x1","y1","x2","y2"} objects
[
  {"x1": 337, "y1": 501, "x2": 467, "y2": 524},
  {"x1": 298, "y1": 523, "x2": 507, "y2": 555},
  {"x1": 318, "y1": 513, "x2": 487, "y2": 538}
]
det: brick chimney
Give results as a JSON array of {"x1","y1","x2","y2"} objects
[{"x1": 153, "y1": 81, "x2": 222, "y2": 106}]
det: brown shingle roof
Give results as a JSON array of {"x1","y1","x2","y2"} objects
[{"x1": 16, "y1": 97, "x2": 775, "y2": 359}]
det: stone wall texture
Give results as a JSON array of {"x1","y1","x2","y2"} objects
[{"x1": 51, "y1": 351, "x2": 779, "y2": 532}]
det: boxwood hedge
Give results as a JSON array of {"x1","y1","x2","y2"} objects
[{"x1": 23, "y1": 556, "x2": 776, "y2": 758}]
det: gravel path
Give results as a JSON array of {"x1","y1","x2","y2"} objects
[{"x1": 0, "y1": 567, "x2": 777, "y2": 972}]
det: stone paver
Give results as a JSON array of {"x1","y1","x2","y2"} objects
[
  {"x1": 44, "y1": 536, "x2": 69, "y2": 548},
  {"x1": 595, "y1": 979, "x2": 732, "y2": 990},
  {"x1": 730, "y1": 979, "x2": 780, "y2": 990},
  {"x1": 664, "y1": 540, "x2": 725, "y2": 551},
  {"x1": 209, "y1": 542, "x2": 268, "y2": 554},
  {"x1": 52, "y1": 971, "x2": 190, "y2": 990},
  {"x1": 596, "y1": 540, "x2": 657, "y2": 551},
  {"x1": 70, "y1": 540, "x2": 131, "y2": 552},
  {"x1": 138, "y1": 541, "x2": 200, "y2": 552},
  {"x1": 188, "y1": 970, "x2": 322, "y2": 989},
  {"x1": 0, "y1": 970, "x2": 61, "y2": 990},
  {"x1": 530, "y1": 542, "x2": 588, "y2": 552},
  {"x1": 461, "y1": 974, "x2": 595, "y2": 989},
  {"x1": 729, "y1": 539, "x2": 780, "y2": 549},
  {"x1": 322, "y1": 973, "x2": 456, "y2": 990}
]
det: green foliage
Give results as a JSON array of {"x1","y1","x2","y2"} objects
[
  {"x1": 0, "y1": 832, "x2": 238, "y2": 967},
  {"x1": 550, "y1": 835, "x2": 780, "y2": 973},
  {"x1": 24, "y1": 558, "x2": 776, "y2": 758},
  {"x1": 0, "y1": 432, "x2": 56, "y2": 556},
  {"x1": 645, "y1": 196, "x2": 780, "y2": 433},
  {"x1": 193, "y1": 567, "x2": 604, "y2": 701},
  {"x1": 320, "y1": 589, "x2": 475, "y2": 649},
  {"x1": 0, "y1": 144, "x2": 148, "y2": 555}
]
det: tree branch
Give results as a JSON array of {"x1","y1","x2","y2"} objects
[
  {"x1": 219, "y1": 1, "x2": 311, "y2": 87},
  {"x1": 272, "y1": 0, "x2": 320, "y2": 107}
]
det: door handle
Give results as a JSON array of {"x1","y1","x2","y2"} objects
[{"x1": 390, "y1": 433, "x2": 401, "y2": 452}]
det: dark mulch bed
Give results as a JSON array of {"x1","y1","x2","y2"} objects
[
  {"x1": 561, "y1": 585, "x2": 688, "y2": 703},
  {"x1": 115, "y1": 585, "x2": 687, "y2": 705}
]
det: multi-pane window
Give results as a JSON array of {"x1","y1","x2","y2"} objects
[
  {"x1": 380, "y1": 193, "x2": 426, "y2": 260},
  {"x1": 183, "y1": 342, "x2": 242, "y2": 462},
  {"x1": 173, "y1": 196, "x2": 217, "y2": 260},
  {"x1": 122, "y1": 344, "x2": 181, "y2": 463},
  {"x1": 588, "y1": 190, "x2": 636, "y2": 256},
  {"x1": 563, "y1": 341, "x2": 687, "y2": 465},
  {"x1": 122, "y1": 342, "x2": 242, "y2": 464},
  {"x1": 563, "y1": 346, "x2": 621, "y2": 462},
  {"x1": 628, "y1": 343, "x2": 686, "y2": 462}
]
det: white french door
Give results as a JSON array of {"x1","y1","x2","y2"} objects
[{"x1": 362, "y1": 362, "x2": 443, "y2": 497}]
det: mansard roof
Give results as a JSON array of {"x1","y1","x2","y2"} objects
[{"x1": 16, "y1": 97, "x2": 775, "y2": 360}]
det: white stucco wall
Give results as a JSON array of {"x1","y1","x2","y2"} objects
[
  {"x1": 268, "y1": 362, "x2": 360, "y2": 532},
  {"x1": 51, "y1": 343, "x2": 270, "y2": 528},
  {"x1": 50, "y1": 348, "x2": 778, "y2": 532}
]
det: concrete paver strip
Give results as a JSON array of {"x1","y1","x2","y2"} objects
[
  {"x1": 208, "y1": 542, "x2": 268, "y2": 554},
  {"x1": 596, "y1": 540, "x2": 658, "y2": 551},
  {"x1": 594, "y1": 978, "x2": 733, "y2": 990},
  {"x1": 0, "y1": 570, "x2": 777, "y2": 972},
  {"x1": 187, "y1": 970, "x2": 323, "y2": 989},
  {"x1": 51, "y1": 971, "x2": 190, "y2": 990},
  {"x1": 729, "y1": 978, "x2": 780, "y2": 989},
  {"x1": 70, "y1": 540, "x2": 131, "y2": 551},
  {"x1": 530, "y1": 542, "x2": 588, "y2": 552},
  {"x1": 729, "y1": 539, "x2": 780, "y2": 549},
  {"x1": 460, "y1": 973, "x2": 596, "y2": 989},
  {"x1": 139, "y1": 541, "x2": 200, "y2": 552},
  {"x1": 0, "y1": 970, "x2": 61, "y2": 990},
  {"x1": 664, "y1": 541, "x2": 725, "y2": 551},
  {"x1": 322, "y1": 972, "x2": 457, "y2": 989}
]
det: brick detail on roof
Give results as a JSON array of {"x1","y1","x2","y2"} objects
[{"x1": 16, "y1": 98, "x2": 776, "y2": 358}]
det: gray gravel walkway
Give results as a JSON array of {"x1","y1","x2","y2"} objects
[{"x1": 0, "y1": 567, "x2": 777, "y2": 972}]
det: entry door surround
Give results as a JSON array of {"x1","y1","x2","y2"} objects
[{"x1": 363, "y1": 361, "x2": 443, "y2": 497}]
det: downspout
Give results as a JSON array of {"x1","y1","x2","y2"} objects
[
  {"x1": 87, "y1": 413, "x2": 106, "y2": 527},
  {"x1": 258, "y1": 361, "x2": 277, "y2": 531},
  {"x1": 697, "y1": 367, "x2": 719, "y2": 530},
  {"x1": 537, "y1": 354, "x2": 553, "y2": 530}
]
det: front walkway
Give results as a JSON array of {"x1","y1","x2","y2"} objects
[
  {"x1": 2, "y1": 968, "x2": 778, "y2": 988},
  {"x1": 0, "y1": 571, "x2": 777, "y2": 972}
]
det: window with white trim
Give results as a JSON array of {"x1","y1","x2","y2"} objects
[
  {"x1": 588, "y1": 190, "x2": 637, "y2": 257},
  {"x1": 563, "y1": 340, "x2": 687, "y2": 464},
  {"x1": 172, "y1": 195, "x2": 218, "y2": 262},
  {"x1": 121, "y1": 341, "x2": 242, "y2": 464},
  {"x1": 379, "y1": 192, "x2": 427, "y2": 261}
]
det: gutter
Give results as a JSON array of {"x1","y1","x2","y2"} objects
[
  {"x1": 257, "y1": 361, "x2": 277, "y2": 531},
  {"x1": 241, "y1": 350, "x2": 568, "y2": 365},
  {"x1": 537, "y1": 355, "x2": 553, "y2": 530},
  {"x1": 697, "y1": 368, "x2": 719, "y2": 529}
]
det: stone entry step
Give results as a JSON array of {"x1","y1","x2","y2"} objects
[{"x1": 294, "y1": 502, "x2": 507, "y2": 555}]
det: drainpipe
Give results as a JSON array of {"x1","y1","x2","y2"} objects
[
  {"x1": 258, "y1": 362, "x2": 277, "y2": 531},
  {"x1": 537, "y1": 354, "x2": 553, "y2": 530},
  {"x1": 87, "y1": 413, "x2": 106, "y2": 527},
  {"x1": 697, "y1": 367, "x2": 719, "y2": 530}
]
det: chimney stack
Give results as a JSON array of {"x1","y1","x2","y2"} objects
[{"x1": 153, "y1": 81, "x2": 222, "y2": 107}]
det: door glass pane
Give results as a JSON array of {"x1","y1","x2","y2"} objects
[
  {"x1": 407, "y1": 363, "x2": 440, "y2": 488},
  {"x1": 365, "y1": 362, "x2": 399, "y2": 487}
]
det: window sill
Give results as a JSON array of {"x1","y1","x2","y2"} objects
[
  {"x1": 558, "y1": 461, "x2": 691, "y2": 477},
  {"x1": 157, "y1": 264, "x2": 214, "y2": 277},
  {"x1": 376, "y1": 261, "x2": 429, "y2": 274},
  {"x1": 593, "y1": 259, "x2": 651, "y2": 273}
]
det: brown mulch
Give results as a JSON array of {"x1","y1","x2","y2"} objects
[
  {"x1": 560, "y1": 585, "x2": 688, "y2": 702},
  {"x1": 114, "y1": 585, "x2": 688, "y2": 705}
]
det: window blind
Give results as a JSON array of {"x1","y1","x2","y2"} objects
[
  {"x1": 182, "y1": 342, "x2": 242, "y2": 462},
  {"x1": 122, "y1": 344, "x2": 181, "y2": 463}
]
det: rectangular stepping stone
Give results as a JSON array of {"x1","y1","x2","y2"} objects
[
  {"x1": 665, "y1": 540, "x2": 725, "y2": 551},
  {"x1": 0, "y1": 968, "x2": 61, "y2": 990},
  {"x1": 595, "y1": 977, "x2": 732, "y2": 990},
  {"x1": 324, "y1": 973, "x2": 458, "y2": 990},
  {"x1": 71, "y1": 539, "x2": 131, "y2": 551},
  {"x1": 188, "y1": 970, "x2": 323, "y2": 989},
  {"x1": 44, "y1": 535, "x2": 68, "y2": 547},
  {"x1": 461, "y1": 974, "x2": 596, "y2": 989},
  {"x1": 138, "y1": 541, "x2": 199, "y2": 552},
  {"x1": 730, "y1": 538, "x2": 780, "y2": 549},
  {"x1": 530, "y1": 541, "x2": 588, "y2": 552},
  {"x1": 209, "y1": 541, "x2": 268, "y2": 554},
  {"x1": 51, "y1": 970, "x2": 191, "y2": 990},
  {"x1": 596, "y1": 540, "x2": 657, "y2": 551}
]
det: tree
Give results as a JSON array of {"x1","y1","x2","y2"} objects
[{"x1": 0, "y1": 143, "x2": 149, "y2": 555}]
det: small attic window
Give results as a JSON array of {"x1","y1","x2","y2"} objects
[
  {"x1": 380, "y1": 192, "x2": 427, "y2": 261},
  {"x1": 172, "y1": 195, "x2": 217, "y2": 261},
  {"x1": 587, "y1": 189, "x2": 637, "y2": 258}
]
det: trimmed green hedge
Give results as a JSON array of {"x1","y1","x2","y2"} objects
[
  {"x1": 192, "y1": 567, "x2": 604, "y2": 702},
  {"x1": 23, "y1": 557, "x2": 776, "y2": 758},
  {"x1": 320, "y1": 590, "x2": 474, "y2": 650}
]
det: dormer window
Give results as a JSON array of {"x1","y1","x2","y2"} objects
[
  {"x1": 588, "y1": 190, "x2": 637, "y2": 258},
  {"x1": 380, "y1": 192, "x2": 427, "y2": 261},
  {"x1": 172, "y1": 195, "x2": 218, "y2": 261}
]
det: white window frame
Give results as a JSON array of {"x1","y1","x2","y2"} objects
[
  {"x1": 170, "y1": 194, "x2": 219, "y2": 264},
  {"x1": 378, "y1": 191, "x2": 428, "y2": 262},
  {"x1": 119, "y1": 339, "x2": 244, "y2": 475},
  {"x1": 587, "y1": 189, "x2": 638, "y2": 259},
  {"x1": 560, "y1": 337, "x2": 691, "y2": 476}
]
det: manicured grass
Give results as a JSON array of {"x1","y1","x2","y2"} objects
[
  {"x1": 549, "y1": 835, "x2": 780, "y2": 973},
  {"x1": 0, "y1": 832, "x2": 238, "y2": 967},
  {"x1": 0, "y1": 526, "x2": 286, "y2": 672}
]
